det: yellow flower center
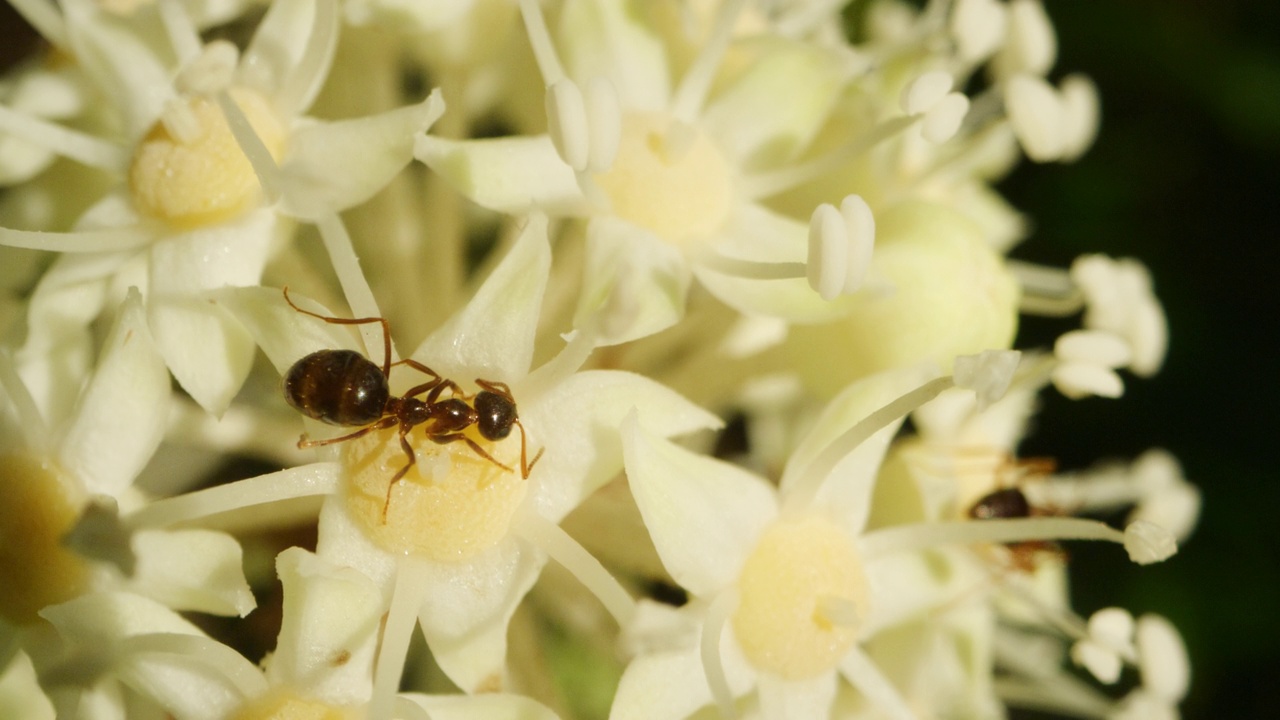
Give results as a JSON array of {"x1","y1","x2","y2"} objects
[
  {"x1": 592, "y1": 112, "x2": 734, "y2": 247},
  {"x1": 129, "y1": 87, "x2": 285, "y2": 229},
  {"x1": 342, "y1": 426, "x2": 528, "y2": 561},
  {"x1": 0, "y1": 453, "x2": 90, "y2": 626},
  {"x1": 731, "y1": 515, "x2": 870, "y2": 680},
  {"x1": 228, "y1": 689, "x2": 356, "y2": 720}
]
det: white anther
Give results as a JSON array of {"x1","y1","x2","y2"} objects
[
  {"x1": 952, "y1": 349, "x2": 1021, "y2": 410},
  {"x1": 901, "y1": 71, "x2": 954, "y2": 115},
  {"x1": 808, "y1": 195, "x2": 876, "y2": 300},
  {"x1": 1130, "y1": 482, "x2": 1201, "y2": 543},
  {"x1": 1135, "y1": 614, "x2": 1190, "y2": 702},
  {"x1": 1123, "y1": 520, "x2": 1177, "y2": 565},
  {"x1": 1051, "y1": 361, "x2": 1124, "y2": 399},
  {"x1": 921, "y1": 92, "x2": 970, "y2": 143},
  {"x1": 1055, "y1": 330, "x2": 1132, "y2": 368},
  {"x1": 174, "y1": 39, "x2": 239, "y2": 96},
  {"x1": 839, "y1": 194, "x2": 875, "y2": 294},
  {"x1": 1128, "y1": 297, "x2": 1167, "y2": 377},
  {"x1": 1071, "y1": 607, "x2": 1135, "y2": 684},
  {"x1": 584, "y1": 77, "x2": 621, "y2": 174},
  {"x1": 1059, "y1": 74, "x2": 1101, "y2": 161},
  {"x1": 546, "y1": 79, "x2": 590, "y2": 172},
  {"x1": 951, "y1": 0, "x2": 1008, "y2": 62},
  {"x1": 1004, "y1": 0, "x2": 1057, "y2": 76},
  {"x1": 808, "y1": 202, "x2": 848, "y2": 301},
  {"x1": 1006, "y1": 73, "x2": 1066, "y2": 162}
]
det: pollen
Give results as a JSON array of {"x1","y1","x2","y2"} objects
[
  {"x1": 592, "y1": 112, "x2": 733, "y2": 247},
  {"x1": 227, "y1": 688, "x2": 355, "y2": 720},
  {"x1": 0, "y1": 453, "x2": 91, "y2": 626},
  {"x1": 731, "y1": 515, "x2": 870, "y2": 680},
  {"x1": 341, "y1": 427, "x2": 528, "y2": 561},
  {"x1": 129, "y1": 87, "x2": 285, "y2": 229}
]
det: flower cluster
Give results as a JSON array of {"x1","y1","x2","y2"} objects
[{"x1": 0, "y1": 1, "x2": 1195, "y2": 719}]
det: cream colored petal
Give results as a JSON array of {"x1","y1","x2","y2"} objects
[
  {"x1": 411, "y1": 214, "x2": 550, "y2": 382},
  {"x1": 575, "y1": 216, "x2": 690, "y2": 346},
  {"x1": 414, "y1": 134, "x2": 589, "y2": 216},
  {"x1": 557, "y1": 0, "x2": 671, "y2": 112},
  {"x1": 129, "y1": 529, "x2": 255, "y2": 618},
  {"x1": 622, "y1": 415, "x2": 775, "y2": 598},
  {"x1": 56, "y1": 288, "x2": 169, "y2": 498},
  {"x1": 212, "y1": 285, "x2": 363, "y2": 376},
  {"x1": 756, "y1": 671, "x2": 838, "y2": 720}
]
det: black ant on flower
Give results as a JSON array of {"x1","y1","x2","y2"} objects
[{"x1": 279, "y1": 288, "x2": 541, "y2": 517}]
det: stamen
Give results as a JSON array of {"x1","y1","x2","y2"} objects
[
  {"x1": 1005, "y1": 74, "x2": 1066, "y2": 162},
  {"x1": 277, "y1": 0, "x2": 339, "y2": 116},
  {"x1": 1050, "y1": 362, "x2": 1124, "y2": 399},
  {"x1": 216, "y1": 90, "x2": 283, "y2": 198},
  {"x1": 511, "y1": 510, "x2": 636, "y2": 626},
  {"x1": 1007, "y1": 259, "x2": 1084, "y2": 316},
  {"x1": 808, "y1": 203, "x2": 848, "y2": 301},
  {"x1": 900, "y1": 71, "x2": 953, "y2": 116},
  {"x1": 123, "y1": 462, "x2": 341, "y2": 529},
  {"x1": 369, "y1": 555, "x2": 432, "y2": 720},
  {"x1": 518, "y1": 0, "x2": 566, "y2": 84},
  {"x1": 839, "y1": 646, "x2": 917, "y2": 720},
  {"x1": 1055, "y1": 330, "x2": 1131, "y2": 368},
  {"x1": 174, "y1": 41, "x2": 238, "y2": 97},
  {"x1": 740, "y1": 116, "x2": 917, "y2": 199},
  {"x1": 0, "y1": 349, "x2": 49, "y2": 452},
  {"x1": 951, "y1": 0, "x2": 1008, "y2": 62},
  {"x1": 1059, "y1": 74, "x2": 1100, "y2": 161},
  {"x1": 546, "y1": 79, "x2": 590, "y2": 171},
  {"x1": 157, "y1": 0, "x2": 202, "y2": 67},
  {"x1": 670, "y1": 0, "x2": 750, "y2": 125},
  {"x1": 0, "y1": 105, "x2": 129, "y2": 173},
  {"x1": 1003, "y1": 0, "x2": 1057, "y2": 77},
  {"x1": 314, "y1": 212, "x2": 392, "y2": 357},
  {"x1": 921, "y1": 92, "x2": 970, "y2": 143},
  {"x1": 700, "y1": 589, "x2": 740, "y2": 720}
]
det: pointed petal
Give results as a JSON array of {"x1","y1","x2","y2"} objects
[
  {"x1": 622, "y1": 415, "x2": 776, "y2": 598},
  {"x1": 412, "y1": 215, "x2": 550, "y2": 381},
  {"x1": 756, "y1": 671, "x2": 838, "y2": 720},
  {"x1": 521, "y1": 368, "x2": 723, "y2": 522},
  {"x1": 146, "y1": 211, "x2": 277, "y2": 415},
  {"x1": 702, "y1": 38, "x2": 849, "y2": 169},
  {"x1": 212, "y1": 285, "x2": 362, "y2": 376},
  {"x1": 128, "y1": 529, "x2": 255, "y2": 617},
  {"x1": 279, "y1": 91, "x2": 445, "y2": 219},
  {"x1": 575, "y1": 217, "x2": 691, "y2": 346},
  {"x1": 557, "y1": 0, "x2": 671, "y2": 111},
  {"x1": 414, "y1": 134, "x2": 588, "y2": 215},
  {"x1": 780, "y1": 365, "x2": 934, "y2": 534},
  {"x1": 56, "y1": 288, "x2": 169, "y2": 498},
  {"x1": 416, "y1": 540, "x2": 545, "y2": 693},
  {"x1": 268, "y1": 548, "x2": 382, "y2": 705},
  {"x1": 239, "y1": 0, "x2": 336, "y2": 113}
]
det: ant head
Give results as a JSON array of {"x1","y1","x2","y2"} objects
[{"x1": 474, "y1": 391, "x2": 517, "y2": 441}]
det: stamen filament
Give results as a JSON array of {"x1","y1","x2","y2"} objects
[
  {"x1": 0, "y1": 105, "x2": 129, "y2": 173},
  {"x1": 512, "y1": 510, "x2": 636, "y2": 626},
  {"x1": 860, "y1": 516, "x2": 1126, "y2": 558},
  {"x1": 839, "y1": 646, "x2": 917, "y2": 720},
  {"x1": 697, "y1": 250, "x2": 807, "y2": 281},
  {"x1": 671, "y1": 0, "x2": 750, "y2": 125},
  {"x1": 277, "y1": 0, "x2": 338, "y2": 116},
  {"x1": 369, "y1": 555, "x2": 432, "y2": 720},
  {"x1": 518, "y1": 0, "x2": 566, "y2": 85},
  {"x1": 519, "y1": 328, "x2": 596, "y2": 403},
  {"x1": 157, "y1": 0, "x2": 202, "y2": 66},
  {"x1": 123, "y1": 462, "x2": 341, "y2": 529},
  {"x1": 701, "y1": 589, "x2": 740, "y2": 720},
  {"x1": 0, "y1": 225, "x2": 155, "y2": 252},
  {"x1": 216, "y1": 90, "x2": 283, "y2": 198},
  {"x1": 314, "y1": 212, "x2": 391, "y2": 357},
  {"x1": 1007, "y1": 259, "x2": 1085, "y2": 316},
  {"x1": 741, "y1": 116, "x2": 919, "y2": 200}
]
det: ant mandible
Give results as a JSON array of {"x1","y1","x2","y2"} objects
[{"x1": 280, "y1": 288, "x2": 542, "y2": 518}]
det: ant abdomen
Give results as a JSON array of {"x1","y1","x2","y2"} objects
[{"x1": 284, "y1": 349, "x2": 389, "y2": 426}]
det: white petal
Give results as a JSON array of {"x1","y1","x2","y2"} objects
[
  {"x1": 412, "y1": 215, "x2": 550, "y2": 381},
  {"x1": 622, "y1": 415, "x2": 776, "y2": 598},
  {"x1": 414, "y1": 134, "x2": 589, "y2": 215},
  {"x1": 575, "y1": 216, "x2": 691, "y2": 346},
  {"x1": 416, "y1": 539, "x2": 545, "y2": 693},
  {"x1": 239, "y1": 0, "x2": 332, "y2": 109},
  {"x1": 756, "y1": 671, "x2": 837, "y2": 720},
  {"x1": 701, "y1": 38, "x2": 849, "y2": 168},
  {"x1": 267, "y1": 547, "x2": 382, "y2": 705},
  {"x1": 780, "y1": 365, "x2": 934, "y2": 533},
  {"x1": 129, "y1": 529, "x2": 255, "y2": 617},
  {"x1": 56, "y1": 288, "x2": 169, "y2": 497},
  {"x1": 211, "y1": 285, "x2": 361, "y2": 376},
  {"x1": 557, "y1": 0, "x2": 671, "y2": 112},
  {"x1": 278, "y1": 91, "x2": 445, "y2": 219},
  {"x1": 521, "y1": 369, "x2": 723, "y2": 521}
]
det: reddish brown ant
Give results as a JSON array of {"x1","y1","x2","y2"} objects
[
  {"x1": 966, "y1": 457, "x2": 1065, "y2": 572},
  {"x1": 280, "y1": 288, "x2": 542, "y2": 518}
]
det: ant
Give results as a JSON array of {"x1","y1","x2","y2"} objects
[
  {"x1": 966, "y1": 456, "x2": 1064, "y2": 572},
  {"x1": 280, "y1": 288, "x2": 541, "y2": 518}
]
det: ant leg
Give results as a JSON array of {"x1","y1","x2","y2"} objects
[
  {"x1": 425, "y1": 378, "x2": 466, "y2": 404},
  {"x1": 475, "y1": 379, "x2": 513, "y2": 400},
  {"x1": 298, "y1": 416, "x2": 396, "y2": 449},
  {"x1": 432, "y1": 434, "x2": 514, "y2": 474},
  {"x1": 382, "y1": 427, "x2": 418, "y2": 521},
  {"x1": 392, "y1": 359, "x2": 445, "y2": 398},
  {"x1": 283, "y1": 286, "x2": 394, "y2": 376},
  {"x1": 513, "y1": 419, "x2": 544, "y2": 479}
]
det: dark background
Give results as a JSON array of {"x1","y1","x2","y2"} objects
[
  {"x1": 1006, "y1": 1, "x2": 1280, "y2": 718},
  {"x1": 3, "y1": 1, "x2": 1276, "y2": 717}
]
